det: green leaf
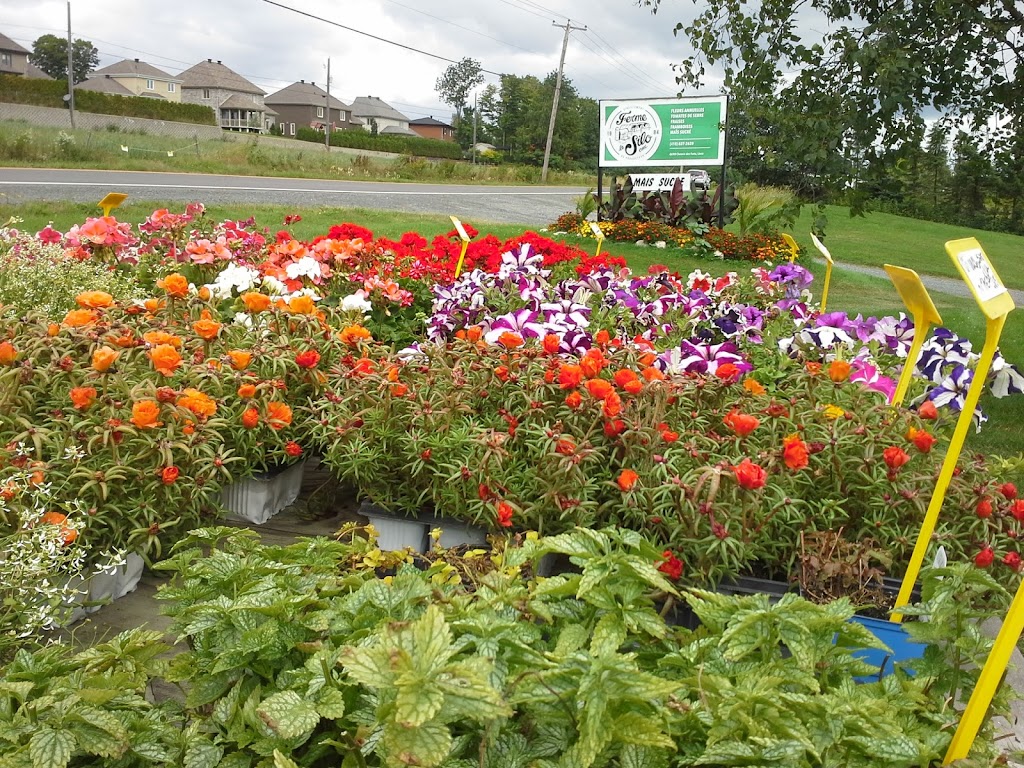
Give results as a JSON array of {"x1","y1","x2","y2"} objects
[
  {"x1": 273, "y1": 750, "x2": 302, "y2": 768},
  {"x1": 409, "y1": 605, "x2": 455, "y2": 674},
  {"x1": 554, "y1": 624, "x2": 590, "y2": 656},
  {"x1": 29, "y1": 729, "x2": 75, "y2": 768},
  {"x1": 620, "y1": 745, "x2": 670, "y2": 768},
  {"x1": 590, "y1": 613, "x2": 626, "y2": 656},
  {"x1": 0, "y1": 682, "x2": 34, "y2": 702},
  {"x1": 184, "y1": 739, "x2": 224, "y2": 768},
  {"x1": 395, "y1": 681, "x2": 445, "y2": 727},
  {"x1": 257, "y1": 691, "x2": 320, "y2": 740},
  {"x1": 383, "y1": 719, "x2": 453, "y2": 768},
  {"x1": 342, "y1": 644, "x2": 394, "y2": 688},
  {"x1": 316, "y1": 687, "x2": 347, "y2": 720}
]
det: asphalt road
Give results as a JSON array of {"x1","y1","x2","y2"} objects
[{"x1": 0, "y1": 168, "x2": 588, "y2": 226}]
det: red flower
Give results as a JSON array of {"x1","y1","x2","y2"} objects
[
  {"x1": 496, "y1": 501, "x2": 514, "y2": 528},
  {"x1": 661, "y1": 429, "x2": 679, "y2": 443},
  {"x1": 715, "y1": 363, "x2": 740, "y2": 383},
  {"x1": 918, "y1": 400, "x2": 938, "y2": 420},
  {"x1": 285, "y1": 441, "x2": 303, "y2": 457},
  {"x1": 161, "y1": 466, "x2": 179, "y2": 485},
  {"x1": 594, "y1": 329, "x2": 611, "y2": 345},
  {"x1": 977, "y1": 498, "x2": 993, "y2": 518},
  {"x1": 555, "y1": 438, "x2": 576, "y2": 456},
  {"x1": 723, "y1": 409, "x2": 759, "y2": 437},
  {"x1": 242, "y1": 408, "x2": 260, "y2": 429},
  {"x1": 494, "y1": 365, "x2": 510, "y2": 382},
  {"x1": 1012, "y1": 499, "x2": 1024, "y2": 522},
  {"x1": 617, "y1": 469, "x2": 639, "y2": 491},
  {"x1": 975, "y1": 547, "x2": 994, "y2": 568},
  {"x1": 586, "y1": 378, "x2": 615, "y2": 401},
  {"x1": 657, "y1": 550, "x2": 683, "y2": 581},
  {"x1": 883, "y1": 446, "x2": 910, "y2": 470},
  {"x1": 565, "y1": 391, "x2": 582, "y2": 410},
  {"x1": 1003, "y1": 551, "x2": 1022, "y2": 571},
  {"x1": 420, "y1": 449, "x2": 432, "y2": 462},
  {"x1": 558, "y1": 364, "x2": 584, "y2": 390},
  {"x1": 733, "y1": 458, "x2": 766, "y2": 490},
  {"x1": 542, "y1": 334, "x2": 561, "y2": 355},
  {"x1": 295, "y1": 349, "x2": 321, "y2": 369},
  {"x1": 782, "y1": 433, "x2": 809, "y2": 471},
  {"x1": 907, "y1": 427, "x2": 936, "y2": 453},
  {"x1": 1001, "y1": 483, "x2": 1018, "y2": 500},
  {"x1": 602, "y1": 391, "x2": 622, "y2": 418}
]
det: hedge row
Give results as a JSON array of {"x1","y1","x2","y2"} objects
[
  {"x1": 0, "y1": 75, "x2": 218, "y2": 126},
  {"x1": 293, "y1": 125, "x2": 462, "y2": 160}
]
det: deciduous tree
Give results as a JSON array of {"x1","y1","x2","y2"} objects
[{"x1": 29, "y1": 34, "x2": 98, "y2": 84}]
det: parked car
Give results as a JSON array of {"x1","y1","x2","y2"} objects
[{"x1": 687, "y1": 169, "x2": 712, "y2": 191}]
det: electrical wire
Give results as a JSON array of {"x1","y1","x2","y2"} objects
[
  {"x1": 374, "y1": 0, "x2": 542, "y2": 55},
  {"x1": 584, "y1": 28, "x2": 677, "y2": 94}
]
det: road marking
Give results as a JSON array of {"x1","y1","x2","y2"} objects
[{"x1": 0, "y1": 181, "x2": 574, "y2": 196}]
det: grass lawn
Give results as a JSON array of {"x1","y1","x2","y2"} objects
[{"x1": 3, "y1": 199, "x2": 1022, "y2": 470}]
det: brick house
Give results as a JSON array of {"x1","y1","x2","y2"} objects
[
  {"x1": 409, "y1": 116, "x2": 455, "y2": 142},
  {"x1": 265, "y1": 80, "x2": 360, "y2": 137},
  {"x1": 179, "y1": 59, "x2": 274, "y2": 133},
  {"x1": 88, "y1": 58, "x2": 183, "y2": 101}
]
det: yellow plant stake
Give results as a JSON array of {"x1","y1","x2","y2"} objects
[
  {"x1": 98, "y1": 192, "x2": 128, "y2": 217},
  {"x1": 882, "y1": 265, "x2": 942, "y2": 407},
  {"x1": 588, "y1": 221, "x2": 606, "y2": 257},
  {"x1": 892, "y1": 239, "x2": 1014, "y2": 626},
  {"x1": 449, "y1": 216, "x2": 472, "y2": 278},
  {"x1": 780, "y1": 233, "x2": 799, "y2": 263},
  {"x1": 809, "y1": 232, "x2": 835, "y2": 312}
]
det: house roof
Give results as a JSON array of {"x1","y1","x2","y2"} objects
[
  {"x1": 265, "y1": 80, "x2": 349, "y2": 111},
  {"x1": 77, "y1": 75, "x2": 134, "y2": 96},
  {"x1": 380, "y1": 125, "x2": 419, "y2": 136},
  {"x1": 92, "y1": 58, "x2": 179, "y2": 81},
  {"x1": 409, "y1": 116, "x2": 452, "y2": 128},
  {"x1": 0, "y1": 32, "x2": 29, "y2": 55},
  {"x1": 349, "y1": 96, "x2": 409, "y2": 123},
  {"x1": 219, "y1": 93, "x2": 266, "y2": 110},
  {"x1": 178, "y1": 59, "x2": 264, "y2": 95},
  {"x1": 24, "y1": 62, "x2": 52, "y2": 79}
]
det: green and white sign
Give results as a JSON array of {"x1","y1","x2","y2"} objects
[{"x1": 599, "y1": 96, "x2": 727, "y2": 168}]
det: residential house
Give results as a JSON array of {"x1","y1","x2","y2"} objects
[
  {"x1": 0, "y1": 32, "x2": 29, "y2": 77},
  {"x1": 88, "y1": 58, "x2": 182, "y2": 101},
  {"x1": 265, "y1": 80, "x2": 360, "y2": 137},
  {"x1": 409, "y1": 116, "x2": 455, "y2": 142},
  {"x1": 24, "y1": 62, "x2": 51, "y2": 79},
  {"x1": 77, "y1": 75, "x2": 135, "y2": 96},
  {"x1": 349, "y1": 96, "x2": 416, "y2": 136},
  {"x1": 179, "y1": 59, "x2": 273, "y2": 133}
]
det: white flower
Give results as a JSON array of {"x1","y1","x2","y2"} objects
[
  {"x1": 211, "y1": 262, "x2": 260, "y2": 299},
  {"x1": 233, "y1": 312, "x2": 254, "y2": 328},
  {"x1": 341, "y1": 292, "x2": 373, "y2": 313},
  {"x1": 261, "y1": 275, "x2": 286, "y2": 295},
  {"x1": 714, "y1": 250, "x2": 725, "y2": 259},
  {"x1": 654, "y1": 241, "x2": 667, "y2": 249},
  {"x1": 285, "y1": 256, "x2": 322, "y2": 281}
]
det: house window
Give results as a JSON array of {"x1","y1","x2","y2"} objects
[
  {"x1": 202, "y1": 88, "x2": 210, "y2": 99},
  {"x1": 252, "y1": 94, "x2": 258, "y2": 103},
  {"x1": 146, "y1": 79, "x2": 154, "y2": 90},
  {"x1": 317, "y1": 106, "x2": 324, "y2": 118},
  {"x1": 289, "y1": 123, "x2": 296, "y2": 136},
  {"x1": 168, "y1": 82, "x2": 175, "y2": 93},
  {"x1": 0, "y1": 53, "x2": 11, "y2": 67}
]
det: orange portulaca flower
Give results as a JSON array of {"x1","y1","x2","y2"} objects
[
  {"x1": 193, "y1": 311, "x2": 222, "y2": 341},
  {"x1": 228, "y1": 350, "x2": 252, "y2": 371},
  {"x1": 131, "y1": 400, "x2": 162, "y2": 429},
  {"x1": 91, "y1": 345, "x2": 119, "y2": 373},
  {"x1": 75, "y1": 290, "x2": 114, "y2": 309},
  {"x1": 144, "y1": 298, "x2": 166, "y2": 314},
  {"x1": 267, "y1": 401, "x2": 293, "y2": 430},
  {"x1": 497, "y1": 332, "x2": 523, "y2": 349},
  {"x1": 0, "y1": 341, "x2": 15, "y2": 365},
  {"x1": 149, "y1": 344, "x2": 182, "y2": 376},
  {"x1": 156, "y1": 273, "x2": 189, "y2": 298},
  {"x1": 617, "y1": 469, "x2": 639, "y2": 491},
  {"x1": 143, "y1": 330, "x2": 182, "y2": 348},
  {"x1": 63, "y1": 309, "x2": 97, "y2": 327},
  {"x1": 177, "y1": 388, "x2": 217, "y2": 419},
  {"x1": 585, "y1": 378, "x2": 614, "y2": 402},
  {"x1": 339, "y1": 325, "x2": 373, "y2": 346},
  {"x1": 285, "y1": 295, "x2": 316, "y2": 315},
  {"x1": 241, "y1": 292, "x2": 272, "y2": 313},
  {"x1": 828, "y1": 360, "x2": 851, "y2": 382},
  {"x1": 743, "y1": 377, "x2": 767, "y2": 395},
  {"x1": 241, "y1": 408, "x2": 260, "y2": 429},
  {"x1": 69, "y1": 386, "x2": 97, "y2": 410},
  {"x1": 237, "y1": 383, "x2": 257, "y2": 399}
]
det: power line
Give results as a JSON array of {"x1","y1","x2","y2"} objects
[
  {"x1": 491, "y1": 0, "x2": 555, "y2": 22},
  {"x1": 571, "y1": 34, "x2": 660, "y2": 93},
  {"x1": 261, "y1": 0, "x2": 504, "y2": 76},
  {"x1": 585, "y1": 28, "x2": 678, "y2": 93},
  {"x1": 374, "y1": 0, "x2": 542, "y2": 55}
]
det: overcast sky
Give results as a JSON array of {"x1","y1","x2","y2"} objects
[{"x1": 1, "y1": 0, "x2": 717, "y2": 119}]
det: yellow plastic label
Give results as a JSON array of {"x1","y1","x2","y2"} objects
[
  {"x1": 946, "y1": 238, "x2": 1015, "y2": 319},
  {"x1": 780, "y1": 233, "x2": 799, "y2": 262},
  {"x1": 809, "y1": 232, "x2": 833, "y2": 265},
  {"x1": 588, "y1": 221, "x2": 604, "y2": 239},
  {"x1": 449, "y1": 215, "x2": 471, "y2": 243},
  {"x1": 98, "y1": 192, "x2": 128, "y2": 217},
  {"x1": 883, "y1": 265, "x2": 942, "y2": 408}
]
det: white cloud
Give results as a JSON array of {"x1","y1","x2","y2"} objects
[{"x1": 0, "y1": 0, "x2": 718, "y2": 118}]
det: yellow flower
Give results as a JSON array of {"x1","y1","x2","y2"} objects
[{"x1": 823, "y1": 404, "x2": 845, "y2": 419}]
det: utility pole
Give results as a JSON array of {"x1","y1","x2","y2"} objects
[
  {"x1": 541, "y1": 18, "x2": 585, "y2": 183},
  {"x1": 66, "y1": 1, "x2": 76, "y2": 128},
  {"x1": 324, "y1": 57, "x2": 331, "y2": 151},
  {"x1": 472, "y1": 90, "x2": 478, "y2": 164}
]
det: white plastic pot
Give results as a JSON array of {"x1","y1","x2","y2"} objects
[{"x1": 221, "y1": 460, "x2": 306, "y2": 525}]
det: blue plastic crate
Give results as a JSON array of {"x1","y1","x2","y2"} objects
[{"x1": 847, "y1": 615, "x2": 926, "y2": 681}]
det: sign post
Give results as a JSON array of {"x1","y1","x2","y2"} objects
[
  {"x1": 892, "y1": 239, "x2": 1014, "y2": 624},
  {"x1": 882, "y1": 265, "x2": 942, "y2": 407},
  {"x1": 98, "y1": 192, "x2": 128, "y2": 217},
  {"x1": 449, "y1": 216, "x2": 472, "y2": 279},
  {"x1": 588, "y1": 221, "x2": 605, "y2": 257}
]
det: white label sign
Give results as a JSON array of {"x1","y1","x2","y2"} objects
[
  {"x1": 449, "y1": 215, "x2": 470, "y2": 242},
  {"x1": 628, "y1": 174, "x2": 691, "y2": 192},
  {"x1": 588, "y1": 221, "x2": 604, "y2": 239},
  {"x1": 957, "y1": 248, "x2": 1006, "y2": 302}
]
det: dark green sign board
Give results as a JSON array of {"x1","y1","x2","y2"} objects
[{"x1": 599, "y1": 96, "x2": 727, "y2": 168}]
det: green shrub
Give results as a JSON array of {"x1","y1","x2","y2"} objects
[
  {"x1": 736, "y1": 182, "x2": 801, "y2": 236},
  {"x1": 0, "y1": 74, "x2": 217, "y2": 126},
  {"x1": 292, "y1": 124, "x2": 462, "y2": 159}
]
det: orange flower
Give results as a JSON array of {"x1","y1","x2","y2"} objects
[
  {"x1": 241, "y1": 292, "x2": 272, "y2": 313},
  {"x1": 733, "y1": 458, "x2": 766, "y2": 490},
  {"x1": 192, "y1": 311, "x2": 221, "y2": 341},
  {"x1": 613, "y1": 369, "x2": 637, "y2": 388},
  {"x1": 542, "y1": 334, "x2": 561, "y2": 355},
  {"x1": 907, "y1": 426, "x2": 937, "y2": 453},
  {"x1": 580, "y1": 348, "x2": 607, "y2": 378},
  {"x1": 352, "y1": 357, "x2": 376, "y2": 376},
  {"x1": 108, "y1": 330, "x2": 136, "y2": 349},
  {"x1": 594, "y1": 329, "x2": 611, "y2": 345},
  {"x1": 47, "y1": 323, "x2": 60, "y2": 337},
  {"x1": 143, "y1": 330, "x2": 182, "y2": 348},
  {"x1": 828, "y1": 359, "x2": 851, "y2": 382},
  {"x1": 0, "y1": 341, "x2": 15, "y2": 365},
  {"x1": 641, "y1": 367, "x2": 665, "y2": 382},
  {"x1": 617, "y1": 469, "x2": 639, "y2": 492},
  {"x1": 144, "y1": 298, "x2": 166, "y2": 314},
  {"x1": 339, "y1": 325, "x2": 373, "y2": 346},
  {"x1": 149, "y1": 344, "x2": 182, "y2": 376},
  {"x1": 267, "y1": 401, "x2": 293, "y2": 430},
  {"x1": 639, "y1": 352, "x2": 657, "y2": 367},
  {"x1": 918, "y1": 400, "x2": 938, "y2": 420},
  {"x1": 157, "y1": 273, "x2": 189, "y2": 298},
  {"x1": 69, "y1": 386, "x2": 97, "y2": 410},
  {"x1": 805, "y1": 361, "x2": 822, "y2": 376},
  {"x1": 131, "y1": 400, "x2": 162, "y2": 429},
  {"x1": 91, "y1": 345, "x2": 119, "y2": 372},
  {"x1": 782, "y1": 433, "x2": 809, "y2": 471},
  {"x1": 75, "y1": 290, "x2": 114, "y2": 309},
  {"x1": 558, "y1": 364, "x2": 584, "y2": 390},
  {"x1": 724, "y1": 409, "x2": 760, "y2": 437},
  {"x1": 742, "y1": 378, "x2": 766, "y2": 396},
  {"x1": 497, "y1": 332, "x2": 524, "y2": 349},
  {"x1": 715, "y1": 363, "x2": 741, "y2": 383},
  {"x1": 286, "y1": 295, "x2": 316, "y2": 315},
  {"x1": 391, "y1": 383, "x2": 409, "y2": 397},
  {"x1": 602, "y1": 391, "x2": 622, "y2": 418},
  {"x1": 63, "y1": 308, "x2": 97, "y2": 327},
  {"x1": 177, "y1": 388, "x2": 217, "y2": 419},
  {"x1": 198, "y1": 286, "x2": 212, "y2": 302},
  {"x1": 40, "y1": 511, "x2": 77, "y2": 546},
  {"x1": 586, "y1": 378, "x2": 615, "y2": 401},
  {"x1": 565, "y1": 391, "x2": 582, "y2": 410},
  {"x1": 237, "y1": 383, "x2": 257, "y2": 399},
  {"x1": 465, "y1": 326, "x2": 483, "y2": 343},
  {"x1": 228, "y1": 350, "x2": 252, "y2": 371},
  {"x1": 387, "y1": 365, "x2": 401, "y2": 382},
  {"x1": 241, "y1": 407, "x2": 260, "y2": 429}
]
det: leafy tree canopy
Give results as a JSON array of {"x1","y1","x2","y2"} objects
[
  {"x1": 435, "y1": 57, "x2": 484, "y2": 123},
  {"x1": 641, "y1": 0, "x2": 1023, "y2": 182},
  {"x1": 29, "y1": 34, "x2": 99, "y2": 84}
]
